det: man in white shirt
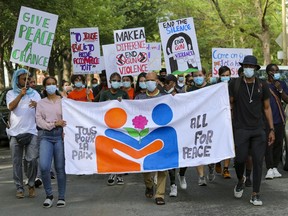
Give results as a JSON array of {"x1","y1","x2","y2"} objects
[{"x1": 6, "y1": 68, "x2": 41, "y2": 199}]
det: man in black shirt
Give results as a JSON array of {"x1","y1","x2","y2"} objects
[{"x1": 229, "y1": 55, "x2": 275, "y2": 206}]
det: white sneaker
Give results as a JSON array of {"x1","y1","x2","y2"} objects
[
  {"x1": 250, "y1": 194, "x2": 263, "y2": 206},
  {"x1": 273, "y1": 168, "x2": 282, "y2": 178},
  {"x1": 169, "y1": 184, "x2": 177, "y2": 197},
  {"x1": 265, "y1": 168, "x2": 274, "y2": 179},
  {"x1": 177, "y1": 173, "x2": 187, "y2": 189},
  {"x1": 198, "y1": 176, "x2": 207, "y2": 186}
]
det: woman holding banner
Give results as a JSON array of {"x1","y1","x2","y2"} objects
[{"x1": 36, "y1": 76, "x2": 67, "y2": 208}]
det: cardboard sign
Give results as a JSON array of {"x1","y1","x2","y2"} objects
[
  {"x1": 114, "y1": 27, "x2": 148, "y2": 76},
  {"x1": 10, "y1": 6, "x2": 58, "y2": 70},
  {"x1": 212, "y1": 48, "x2": 253, "y2": 77},
  {"x1": 159, "y1": 17, "x2": 201, "y2": 74},
  {"x1": 70, "y1": 28, "x2": 101, "y2": 74},
  {"x1": 147, "y1": 42, "x2": 162, "y2": 71}
]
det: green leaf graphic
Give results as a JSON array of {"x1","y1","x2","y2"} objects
[
  {"x1": 139, "y1": 128, "x2": 149, "y2": 137},
  {"x1": 124, "y1": 127, "x2": 139, "y2": 137}
]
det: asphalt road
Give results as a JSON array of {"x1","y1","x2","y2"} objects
[{"x1": 1, "y1": 144, "x2": 288, "y2": 216}]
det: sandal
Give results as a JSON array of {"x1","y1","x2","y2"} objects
[
  {"x1": 155, "y1": 197, "x2": 165, "y2": 205},
  {"x1": 145, "y1": 187, "x2": 154, "y2": 198}
]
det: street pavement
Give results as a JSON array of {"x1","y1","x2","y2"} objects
[{"x1": 1, "y1": 143, "x2": 288, "y2": 216}]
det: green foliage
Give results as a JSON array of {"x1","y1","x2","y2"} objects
[{"x1": 0, "y1": 0, "x2": 283, "y2": 84}]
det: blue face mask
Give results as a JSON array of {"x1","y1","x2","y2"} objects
[
  {"x1": 209, "y1": 77, "x2": 217, "y2": 84},
  {"x1": 46, "y1": 85, "x2": 57, "y2": 95},
  {"x1": 273, "y1": 73, "x2": 280, "y2": 80},
  {"x1": 243, "y1": 68, "x2": 255, "y2": 78},
  {"x1": 111, "y1": 81, "x2": 121, "y2": 89},
  {"x1": 194, "y1": 77, "x2": 204, "y2": 86},
  {"x1": 122, "y1": 81, "x2": 131, "y2": 88},
  {"x1": 146, "y1": 81, "x2": 157, "y2": 92},
  {"x1": 139, "y1": 82, "x2": 146, "y2": 89},
  {"x1": 92, "y1": 84, "x2": 98, "y2": 88},
  {"x1": 74, "y1": 81, "x2": 83, "y2": 88},
  {"x1": 220, "y1": 76, "x2": 230, "y2": 83}
]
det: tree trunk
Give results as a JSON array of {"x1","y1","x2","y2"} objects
[{"x1": 262, "y1": 30, "x2": 271, "y2": 65}]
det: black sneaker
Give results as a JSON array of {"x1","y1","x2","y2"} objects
[
  {"x1": 107, "y1": 174, "x2": 116, "y2": 186},
  {"x1": 234, "y1": 176, "x2": 246, "y2": 198},
  {"x1": 35, "y1": 178, "x2": 42, "y2": 188},
  {"x1": 250, "y1": 194, "x2": 263, "y2": 206},
  {"x1": 116, "y1": 176, "x2": 124, "y2": 185}
]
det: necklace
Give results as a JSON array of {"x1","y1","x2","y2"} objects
[{"x1": 244, "y1": 78, "x2": 255, "y2": 103}]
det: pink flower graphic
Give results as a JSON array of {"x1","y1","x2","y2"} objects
[{"x1": 132, "y1": 115, "x2": 148, "y2": 130}]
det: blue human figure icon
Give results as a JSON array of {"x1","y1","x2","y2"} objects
[{"x1": 105, "y1": 103, "x2": 179, "y2": 170}]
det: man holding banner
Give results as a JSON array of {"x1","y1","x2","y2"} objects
[{"x1": 135, "y1": 72, "x2": 167, "y2": 205}]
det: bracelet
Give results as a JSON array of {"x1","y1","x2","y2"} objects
[{"x1": 269, "y1": 128, "x2": 275, "y2": 132}]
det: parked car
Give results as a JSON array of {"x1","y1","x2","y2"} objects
[
  {"x1": 282, "y1": 105, "x2": 288, "y2": 171},
  {"x1": 0, "y1": 88, "x2": 11, "y2": 143}
]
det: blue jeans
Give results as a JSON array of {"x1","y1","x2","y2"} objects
[
  {"x1": 10, "y1": 135, "x2": 38, "y2": 192},
  {"x1": 39, "y1": 127, "x2": 66, "y2": 200}
]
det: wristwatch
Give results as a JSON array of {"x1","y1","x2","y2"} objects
[{"x1": 269, "y1": 128, "x2": 275, "y2": 132}]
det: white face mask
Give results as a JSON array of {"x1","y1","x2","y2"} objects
[
  {"x1": 122, "y1": 81, "x2": 131, "y2": 88},
  {"x1": 139, "y1": 82, "x2": 146, "y2": 89},
  {"x1": 243, "y1": 68, "x2": 255, "y2": 78},
  {"x1": 146, "y1": 81, "x2": 157, "y2": 92}
]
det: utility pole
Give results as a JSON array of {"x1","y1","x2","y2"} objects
[{"x1": 282, "y1": 0, "x2": 287, "y2": 65}]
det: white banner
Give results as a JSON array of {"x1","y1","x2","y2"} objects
[
  {"x1": 212, "y1": 48, "x2": 253, "y2": 77},
  {"x1": 10, "y1": 6, "x2": 58, "y2": 70},
  {"x1": 63, "y1": 83, "x2": 234, "y2": 174},
  {"x1": 114, "y1": 27, "x2": 148, "y2": 76},
  {"x1": 158, "y1": 17, "x2": 201, "y2": 75},
  {"x1": 70, "y1": 28, "x2": 101, "y2": 74}
]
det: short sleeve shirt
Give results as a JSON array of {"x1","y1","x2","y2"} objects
[
  {"x1": 6, "y1": 90, "x2": 41, "y2": 136},
  {"x1": 229, "y1": 78, "x2": 270, "y2": 129},
  {"x1": 99, "y1": 89, "x2": 129, "y2": 101}
]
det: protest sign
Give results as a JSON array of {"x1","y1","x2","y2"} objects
[
  {"x1": 147, "y1": 42, "x2": 162, "y2": 71},
  {"x1": 63, "y1": 83, "x2": 234, "y2": 174},
  {"x1": 102, "y1": 44, "x2": 117, "y2": 88},
  {"x1": 158, "y1": 17, "x2": 201, "y2": 75},
  {"x1": 114, "y1": 27, "x2": 148, "y2": 76},
  {"x1": 10, "y1": 6, "x2": 58, "y2": 70},
  {"x1": 70, "y1": 28, "x2": 101, "y2": 74},
  {"x1": 212, "y1": 48, "x2": 253, "y2": 77}
]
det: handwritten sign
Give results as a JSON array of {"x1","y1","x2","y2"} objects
[
  {"x1": 70, "y1": 28, "x2": 101, "y2": 74},
  {"x1": 10, "y1": 6, "x2": 58, "y2": 70},
  {"x1": 212, "y1": 48, "x2": 253, "y2": 77},
  {"x1": 158, "y1": 17, "x2": 201, "y2": 74},
  {"x1": 114, "y1": 27, "x2": 148, "y2": 76}
]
